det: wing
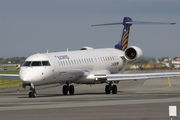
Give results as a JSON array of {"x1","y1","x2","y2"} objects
[
  {"x1": 94, "y1": 72, "x2": 180, "y2": 82},
  {"x1": 0, "y1": 74, "x2": 19, "y2": 79}
]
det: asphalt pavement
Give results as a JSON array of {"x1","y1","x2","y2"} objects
[{"x1": 0, "y1": 70, "x2": 180, "y2": 120}]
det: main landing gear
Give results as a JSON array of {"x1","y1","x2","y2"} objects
[
  {"x1": 105, "y1": 82, "x2": 117, "y2": 94},
  {"x1": 62, "y1": 82, "x2": 75, "y2": 95},
  {"x1": 29, "y1": 83, "x2": 36, "y2": 98}
]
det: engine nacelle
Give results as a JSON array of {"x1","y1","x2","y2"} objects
[
  {"x1": 80, "y1": 46, "x2": 94, "y2": 50},
  {"x1": 124, "y1": 46, "x2": 143, "y2": 62}
]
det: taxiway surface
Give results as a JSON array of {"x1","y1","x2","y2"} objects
[{"x1": 0, "y1": 70, "x2": 180, "y2": 120}]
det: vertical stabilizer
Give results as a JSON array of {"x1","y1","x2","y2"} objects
[{"x1": 115, "y1": 17, "x2": 132, "y2": 51}]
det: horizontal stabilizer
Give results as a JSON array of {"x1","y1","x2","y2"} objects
[
  {"x1": 126, "y1": 21, "x2": 176, "y2": 25},
  {"x1": 92, "y1": 17, "x2": 176, "y2": 51},
  {"x1": 92, "y1": 21, "x2": 176, "y2": 26},
  {"x1": 92, "y1": 22, "x2": 123, "y2": 26}
]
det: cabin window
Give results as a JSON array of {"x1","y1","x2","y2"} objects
[
  {"x1": 91, "y1": 58, "x2": 93, "y2": 62},
  {"x1": 109, "y1": 56, "x2": 111, "y2": 61},
  {"x1": 105, "y1": 57, "x2": 107, "y2": 61},
  {"x1": 71, "y1": 60, "x2": 73, "y2": 65},
  {"x1": 60, "y1": 61, "x2": 63, "y2": 66},
  {"x1": 88, "y1": 58, "x2": 90, "y2": 62},
  {"x1": 68, "y1": 60, "x2": 71, "y2": 65}
]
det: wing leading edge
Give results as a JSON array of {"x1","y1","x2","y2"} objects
[
  {"x1": 0, "y1": 74, "x2": 19, "y2": 79},
  {"x1": 95, "y1": 72, "x2": 180, "y2": 82}
]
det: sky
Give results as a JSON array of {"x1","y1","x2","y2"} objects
[{"x1": 0, "y1": 0, "x2": 180, "y2": 59}]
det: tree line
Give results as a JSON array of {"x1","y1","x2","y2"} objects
[{"x1": 0, "y1": 57, "x2": 26, "y2": 64}]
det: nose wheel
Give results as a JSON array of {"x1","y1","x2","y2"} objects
[
  {"x1": 29, "y1": 83, "x2": 36, "y2": 98},
  {"x1": 62, "y1": 82, "x2": 74, "y2": 95},
  {"x1": 29, "y1": 91, "x2": 36, "y2": 98}
]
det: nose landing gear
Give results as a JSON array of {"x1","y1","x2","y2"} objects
[{"x1": 29, "y1": 83, "x2": 36, "y2": 98}]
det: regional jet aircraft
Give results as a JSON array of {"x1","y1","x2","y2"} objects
[{"x1": 1, "y1": 17, "x2": 180, "y2": 98}]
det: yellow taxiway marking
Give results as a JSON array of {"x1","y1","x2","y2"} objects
[
  {"x1": 124, "y1": 70, "x2": 172, "y2": 94},
  {"x1": 74, "y1": 84, "x2": 87, "y2": 88},
  {"x1": 141, "y1": 77, "x2": 171, "y2": 91},
  {"x1": 143, "y1": 70, "x2": 171, "y2": 91}
]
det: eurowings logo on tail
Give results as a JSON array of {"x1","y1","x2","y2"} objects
[{"x1": 115, "y1": 17, "x2": 132, "y2": 51}]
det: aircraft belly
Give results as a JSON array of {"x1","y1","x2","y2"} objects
[{"x1": 52, "y1": 69, "x2": 85, "y2": 83}]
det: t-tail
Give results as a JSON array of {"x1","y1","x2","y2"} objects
[
  {"x1": 115, "y1": 17, "x2": 132, "y2": 51},
  {"x1": 92, "y1": 17, "x2": 175, "y2": 51}
]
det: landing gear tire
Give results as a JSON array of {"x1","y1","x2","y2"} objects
[
  {"x1": 69, "y1": 85, "x2": 74, "y2": 95},
  {"x1": 63, "y1": 85, "x2": 68, "y2": 95},
  {"x1": 105, "y1": 85, "x2": 110, "y2": 94},
  {"x1": 29, "y1": 92, "x2": 32, "y2": 98},
  {"x1": 112, "y1": 85, "x2": 117, "y2": 94},
  {"x1": 28, "y1": 83, "x2": 36, "y2": 98},
  {"x1": 29, "y1": 92, "x2": 36, "y2": 98},
  {"x1": 105, "y1": 83, "x2": 117, "y2": 94}
]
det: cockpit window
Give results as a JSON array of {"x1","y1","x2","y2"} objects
[
  {"x1": 22, "y1": 61, "x2": 31, "y2": 66},
  {"x1": 31, "y1": 61, "x2": 42, "y2": 66},
  {"x1": 42, "y1": 61, "x2": 51, "y2": 66},
  {"x1": 22, "y1": 61, "x2": 51, "y2": 67}
]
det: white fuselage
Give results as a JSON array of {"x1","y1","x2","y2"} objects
[{"x1": 19, "y1": 48, "x2": 126, "y2": 86}]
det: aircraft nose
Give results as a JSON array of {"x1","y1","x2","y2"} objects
[
  {"x1": 19, "y1": 68, "x2": 33, "y2": 83},
  {"x1": 19, "y1": 73, "x2": 31, "y2": 82}
]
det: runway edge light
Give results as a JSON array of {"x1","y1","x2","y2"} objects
[{"x1": 169, "y1": 106, "x2": 177, "y2": 120}]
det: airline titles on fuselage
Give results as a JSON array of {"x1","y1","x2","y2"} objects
[
  {"x1": 54, "y1": 55, "x2": 70, "y2": 60},
  {"x1": 54, "y1": 53, "x2": 120, "y2": 67}
]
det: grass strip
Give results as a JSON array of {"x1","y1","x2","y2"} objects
[
  {"x1": 0, "y1": 70, "x2": 19, "y2": 74},
  {"x1": 0, "y1": 78, "x2": 22, "y2": 89}
]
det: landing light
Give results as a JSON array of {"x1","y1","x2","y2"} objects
[{"x1": 95, "y1": 78, "x2": 98, "y2": 81}]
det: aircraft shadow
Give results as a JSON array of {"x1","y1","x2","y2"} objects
[{"x1": 17, "y1": 91, "x2": 126, "y2": 98}]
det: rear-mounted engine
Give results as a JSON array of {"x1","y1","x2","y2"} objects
[
  {"x1": 124, "y1": 46, "x2": 143, "y2": 62},
  {"x1": 80, "y1": 46, "x2": 94, "y2": 50}
]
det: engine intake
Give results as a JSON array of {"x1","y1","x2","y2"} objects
[
  {"x1": 124, "y1": 46, "x2": 143, "y2": 62},
  {"x1": 80, "y1": 46, "x2": 94, "y2": 50}
]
